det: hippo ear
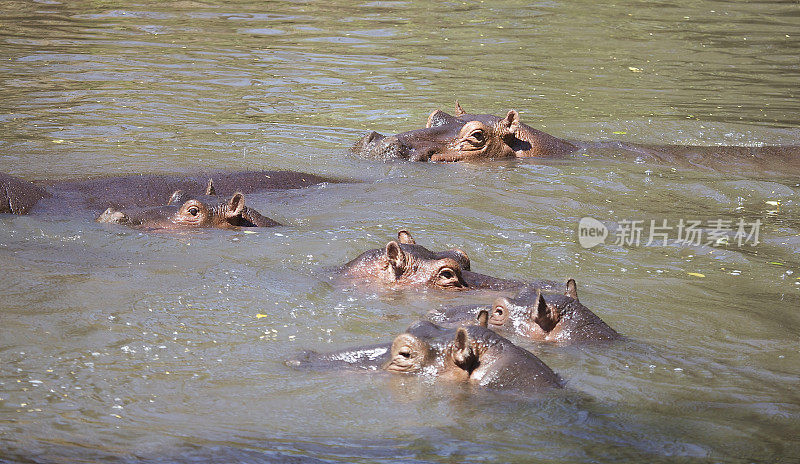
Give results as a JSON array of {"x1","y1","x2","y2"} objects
[
  {"x1": 565, "y1": 278, "x2": 579, "y2": 301},
  {"x1": 529, "y1": 290, "x2": 559, "y2": 332},
  {"x1": 526, "y1": 290, "x2": 548, "y2": 322},
  {"x1": 225, "y1": 193, "x2": 246, "y2": 219},
  {"x1": 499, "y1": 110, "x2": 521, "y2": 137},
  {"x1": 451, "y1": 327, "x2": 475, "y2": 369},
  {"x1": 385, "y1": 241, "x2": 407, "y2": 274},
  {"x1": 454, "y1": 101, "x2": 466, "y2": 117},
  {"x1": 167, "y1": 190, "x2": 185, "y2": 205},
  {"x1": 205, "y1": 178, "x2": 216, "y2": 196},
  {"x1": 476, "y1": 309, "x2": 489, "y2": 328},
  {"x1": 397, "y1": 229, "x2": 416, "y2": 244},
  {"x1": 426, "y1": 110, "x2": 458, "y2": 128},
  {"x1": 449, "y1": 248, "x2": 470, "y2": 271}
]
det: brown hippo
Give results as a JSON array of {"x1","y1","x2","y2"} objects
[
  {"x1": 428, "y1": 279, "x2": 621, "y2": 345},
  {"x1": 386, "y1": 318, "x2": 563, "y2": 393},
  {"x1": 352, "y1": 103, "x2": 576, "y2": 161},
  {"x1": 287, "y1": 317, "x2": 563, "y2": 394},
  {"x1": 337, "y1": 230, "x2": 561, "y2": 292},
  {"x1": 353, "y1": 103, "x2": 800, "y2": 172},
  {"x1": 0, "y1": 170, "x2": 336, "y2": 230},
  {"x1": 97, "y1": 190, "x2": 278, "y2": 230}
]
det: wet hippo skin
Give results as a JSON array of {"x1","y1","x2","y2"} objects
[
  {"x1": 0, "y1": 170, "x2": 338, "y2": 230},
  {"x1": 353, "y1": 102, "x2": 800, "y2": 172},
  {"x1": 337, "y1": 229, "x2": 562, "y2": 292},
  {"x1": 287, "y1": 316, "x2": 563, "y2": 394},
  {"x1": 428, "y1": 279, "x2": 621, "y2": 345}
]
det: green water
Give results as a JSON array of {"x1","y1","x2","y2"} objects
[{"x1": 1, "y1": 1, "x2": 799, "y2": 462}]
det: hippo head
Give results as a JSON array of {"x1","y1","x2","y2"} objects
[
  {"x1": 384, "y1": 319, "x2": 488, "y2": 381},
  {"x1": 384, "y1": 315, "x2": 496, "y2": 382},
  {"x1": 339, "y1": 230, "x2": 471, "y2": 290},
  {"x1": 490, "y1": 279, "x2": 582, "y2": 339},
  {"x1": 97, "y1": 190, "x2": 279, "y2": 230},
  {"x1": 352, "y1": 103, "x2": 577, "y2": 161}
]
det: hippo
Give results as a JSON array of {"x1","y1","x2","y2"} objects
[
  {"x1": 0, "y1": 170, "x2": 336, "y2": 230},
  {"x1": 352, "y1": 103, "x2": 800, "y2": 171},
  {"x1": 97, "y1": 189, "x2": 278, "y2": 230},
  {"x1": 386, "y1": 318, "x2": 563, "y2": 393},
  {"x1": 337, "y1": 230, "x2": 561, "y2": 292},
  {"x1": 428, "y1": 279, "x2": 621, "y2": 345},
  {"x1": 287, "y1": 316, "x2": 563, "y2": 394}
]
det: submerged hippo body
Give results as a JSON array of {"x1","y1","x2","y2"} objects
[
  {"x1": 338, "y1": 230, "x2": 558, "y2": 292},
  {"x1": 288, "y1": 319, "x2": 563, "y2": 394},
  {"x1": 286, "y1": 343, "x2": 393, "y2": 371},
  {"x1": 1, "y1": 170, "x2": 336, "y2": 230},
  {"x1": 428, "y1": 279, "x2": 621, "y2": 345},
  {"x1": 353, "y1": 103, "x2": 800, "y2": 171}
]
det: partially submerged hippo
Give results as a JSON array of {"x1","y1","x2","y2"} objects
[
  {"x1": 1, "y1": 170, "x2": 335, "y2": 230},
  {"x1": 338, "y1": 230, "x2": 472, "y2": 290},
  {"x1": 97, "y1": 184, "x2": 278, "y2": 230},
  {"x1": 428, "y1": 279, "x2": 621, "y2": 345},
  {"x1": 338, "y1": 230, "x2": 560, "y2": 292},
  {"x1": 353, "y1": 103, "x2": 800, "y2": 170},
  {"x1": 387, "y1": 319, "x2": 563, "y2": 392},
  {"x1": 353, "y1": 103, "x2": 577, "y2": 161},
  {"x1": 288, "y1": 317, "x2": 563, "y2": 394}
]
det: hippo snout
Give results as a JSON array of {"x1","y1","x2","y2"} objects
[
  {"x1": 351, "y1": 131, "x2": 386, "y2": 159},
  {"x1": 352, "y1": 131, "x2": 419, "y2": 161},
  {"x1": 352, "y1": 129, "x2": 448, "y2": 161},
  {"x1": 97, "y1": 207, "x2": 132, "y2": 225}
]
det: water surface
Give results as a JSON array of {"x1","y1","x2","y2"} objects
[{"x1": 1, "y1": 1, "x2": 799, "y2": 462}]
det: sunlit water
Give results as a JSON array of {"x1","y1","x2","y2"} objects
[{"x1": 1, "y1": 1, "x2": 799, "y2": 462}]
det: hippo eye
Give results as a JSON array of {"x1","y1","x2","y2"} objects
[
  {"x1": 188, "y1": 206, "x2": 200, "y2": 216},
  {"x1": 439, "y1": 269, "x2": 455, "y2": 280},
  {"x1": 399, "y1": 348, "x2": 412, "y2": 359},
  {"x1": 468, "y1": 130, "x2": 485, "y2": 145}
]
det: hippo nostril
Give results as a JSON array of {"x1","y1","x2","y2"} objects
[
  {"x1": 352, "y1": 131, "x2": 386, "y2": 158},
  {"x1": 363, "y1": 131, "x2": 384, "y2": 145},
  {"x1": 409, "y1": 146, "x2": 436, "y2": 162},
  {"x1": 371, "y1": 135, "x2": 412, "y2": 161},
  {"x1": 97, "y1": 208, "x2": 130, "y2": 224}
]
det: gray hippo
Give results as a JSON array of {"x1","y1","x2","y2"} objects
[
  {"x1": 337, "y1": 230, "x2": 562, "y2": 292},
  {"x1": 1, "y1": 170, "x2": 336, "y2": 230},
  {"x1": 428, "y1": 279, "x2": 621, "y2": 345},
  {"x1": 288, "y1": 316, "x2": 563, "y2": 394},
  {"x1": 353, "y1": 103, "x2": 800, "y2": 170}
]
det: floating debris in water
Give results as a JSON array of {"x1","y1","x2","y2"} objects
[{"x1": 687, "y1": 272, "x2": 705, "y2": 278}]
